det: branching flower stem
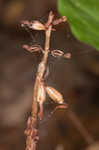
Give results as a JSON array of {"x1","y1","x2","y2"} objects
[
  {"x1": 32, "y1": 12, "x2": 54, "y2": 118},
  {"x1": 24, "y1": 12, "x2": 54, "y2": 150}
]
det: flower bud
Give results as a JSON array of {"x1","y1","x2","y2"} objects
[{"x1": 46, "y1": 86, "x2": 64, "y2": 104}]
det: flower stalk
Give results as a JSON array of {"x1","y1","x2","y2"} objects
[{"x1": 22, "y1": 11, "x2": 68, "y2": 150}]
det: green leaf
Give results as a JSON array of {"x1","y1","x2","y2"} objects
[{"x1": 58, "y1": 0, "x2": 99, "y2": 50}]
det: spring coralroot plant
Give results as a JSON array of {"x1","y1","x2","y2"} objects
[
  {"x1": 21, "y1": 11, "x2": 69, "y2": 150},
  {"x1": 21, "y1": 10, "x2": 96, "y2": 150},
  {"x1": 20, "y1": 10, "x2": 97, "y2": 150}
]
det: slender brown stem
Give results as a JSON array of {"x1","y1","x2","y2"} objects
[
  {"x1": 32, "y1": 12, "x2": 54, "y2": 117},
  {"x1": 25, "y1": 12, "x2": 54, "y2": 150}
]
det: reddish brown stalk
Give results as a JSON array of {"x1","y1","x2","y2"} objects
[
  {"x1": 32, "y1": 11, "x2": 54, "y2": 118},
  {"x1": 24, "y1": 11, "x2": 54, "y2": 150},
  {"x1": 22, "y1": 11, "x2": 70, "y2": 150}
]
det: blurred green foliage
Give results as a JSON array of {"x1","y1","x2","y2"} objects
[{"x1": 58, "y1": 0, "x2": 99, "y2": 50}]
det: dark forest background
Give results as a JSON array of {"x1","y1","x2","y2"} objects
[{"x1": 0, "y1": 0, "x2": 99, "y2": 150}]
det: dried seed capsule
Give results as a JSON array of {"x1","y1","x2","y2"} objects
[
  {"x1": 23, "y1": 44, "x2": 43, "y2": 53},
  {"x1": 37, "y1": 83, "x2": 46, "y2": 120},
  {"x1": 51, "y1": 50, "x2": 64, "y2": 57},
  {"x1": 46, "y1": 86, "x2": 64, "y2": 104},
  {"x1": 29, "y1": 21, "x2": 45, "y2": 31},
  {"x1": 37, "y1": 83, "x2": 46, "y2": 104}
]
